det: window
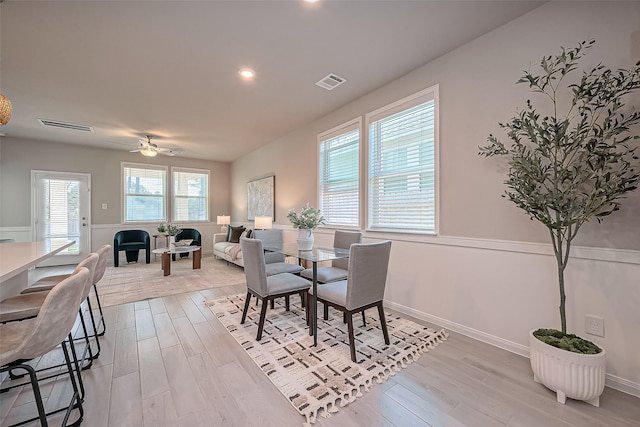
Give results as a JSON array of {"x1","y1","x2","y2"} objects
[
  {"x1": 366, "y1": 86, "x2": 438, "y2": 233},
  {"x1": 318, "y1": 119, "x2": 360, "y2": 227},
  {"x1": 172, "y1": 168, "x2": 209, "y2": 221},
  {"x1": 123, "y1": 163, "x2": 167, "y2": 222}
]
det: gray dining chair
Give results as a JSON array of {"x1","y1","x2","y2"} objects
[
  {"x1": 300, "y1": 230, "x2": 362, "y2": 320},
  {"x1": 253, "y1": 229, "x2": 304, "y2": 276},
  {"x1": 300, "y1": 230, "x2": 362, "y2": 283},
  {"x1": 311, "y1": 240, "x2": 392, "y2": 362},
  {"x1": 239, "y1": 237, "x2": 310, "y2": 341}
]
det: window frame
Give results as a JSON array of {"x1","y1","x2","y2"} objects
[
  {"x1": 171, "y1": 166, "x2": 210, "y2": 223},
  {"x1": 364, "y1": 84, "x2": 439, "y2": 235},
  {"x1": 317, "y1": 117, "x2": 362, "y2": 229},
  {"x1": 121, "y1": 162, "x2": 168, "y2": 224}
]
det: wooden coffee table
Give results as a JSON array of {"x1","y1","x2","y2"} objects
[{"x1": 151, "y1": 246, "x2": 201, "y2": 276}]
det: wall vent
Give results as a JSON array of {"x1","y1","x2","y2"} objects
[
  {"x1": 37, "y1": 119, "x2": 94, "y2": 132},
  {"x1": 315, "y1": 73, "x2": 346, "y2": 91}
]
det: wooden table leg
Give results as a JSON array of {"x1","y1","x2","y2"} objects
[
  {"x1": 193, "y1": 248, "x2": 201, "y2": 270},
  {"x1": 161, "y1": 252, "x2": 171, "y2": 276}
]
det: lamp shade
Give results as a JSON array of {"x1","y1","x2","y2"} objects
[
  {"x1": 254, "y1": 216, "x2": 273, "y2": 230},
  {"x1": 216, "y1": 215, "x2": 231, "y2": 226},
  {"x1": 0, "y1": 94, "x2": 12, "y2": 126}
]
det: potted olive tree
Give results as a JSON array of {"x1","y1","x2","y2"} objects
[{"x1": 479, "y1": 40, "x2": 640, "y2": 406}]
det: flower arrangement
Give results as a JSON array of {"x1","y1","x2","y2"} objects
[
  {"x1": 287, "y1": 203, "x2": 326, "y2": 230},
  {"x1": 158, "y1": 222, "x2": 182, "y2": 236}
]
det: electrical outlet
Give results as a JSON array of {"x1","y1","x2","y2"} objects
[
  {"x1": 102, "y1": 203, "x2": 108, "y2": 210},
  {"x1": 585, "y1": 315, "x2": 604, "y2": 337}
]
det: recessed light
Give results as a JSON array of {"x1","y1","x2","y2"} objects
[
  {"x1": 239, "y1": 68, "x2": 255, "y2": 79},
  {"x1": 304, "y1": 0, "x2": 318, "y2": 3}
]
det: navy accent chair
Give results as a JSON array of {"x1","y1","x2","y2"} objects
[
  {"x1": 113, "y1": 230, "x2": 150, "y2": 267},
  {"x1": 172, "y1": 228, "x2": 202, "y2": 260}
]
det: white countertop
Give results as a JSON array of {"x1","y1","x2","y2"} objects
[{"x1": 0, "y1": 241, "x2": 75, "y2": 283}]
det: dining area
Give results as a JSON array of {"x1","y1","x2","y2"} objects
[{"x1": 237, "y1": 229, "x2": 393, "y2": 363}]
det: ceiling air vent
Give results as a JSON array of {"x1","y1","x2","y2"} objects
[
  {"x1": 315, "y1": 73, "x2": 346, "y2": 91},
  {"x1": 37, "y1": 118, "x2": 94, "y2": 132}
]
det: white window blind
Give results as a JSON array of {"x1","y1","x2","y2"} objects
[
  {"x1": 367, "y1": 88, "x2": 437, "y2": 233},
  {"x1": 123, "y1": 164, "x2": 166, "y2": 222},
  {"x1": 319, "y1": 123, "x2": 360, "y2": 227},
  {"x1": 173, "y1": 169, "x2": 209, "y2": 221}
]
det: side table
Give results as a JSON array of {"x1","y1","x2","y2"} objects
[{"x1": 152, "y1": 234, "x2": 168, "y2": 261}]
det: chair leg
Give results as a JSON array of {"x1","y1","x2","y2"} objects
[
  {"x1": 61, "y1": 338, "x2": 84, "y2": 426},
  {"x1": 85, "y1": 298, "x2": 101, "y2": 358},
  {"x1": 93, "y1": 284, "x2": 106, "y2": 336},
  {"x1": 76, "y1": 308, "x2": 94, "y2": 371},
  {"x1": 377, "y1": 303, "x2": 390, "y2": 345},
  {"x1": 270, "y1": 299, "x2": 275, "y2": 309},
  {"x1": 346, "y1": 312, "x2": 357, "y2": 362},
  {"x1": 285, "y1": 295, "x2": 290, "y2": 311},
  {"x1": 256, "y1": 298, "x2": 269, "y2": 341},
  {"x1": 241, "y1": 292, "x2": 252, "y2": 324},
  {"x1": 324, "y1": 304, "x2": 329, "y2": 320},
  {"x1": 362, "y1": 310, "x2": 366, "y2": 327}
]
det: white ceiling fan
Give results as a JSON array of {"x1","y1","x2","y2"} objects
[{"x1": 130, "y1": 135, "x2": 179, "y2": 157}]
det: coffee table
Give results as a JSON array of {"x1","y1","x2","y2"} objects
[{"x1": 151, "y1": 246, "x2": 201, "y2": 276}]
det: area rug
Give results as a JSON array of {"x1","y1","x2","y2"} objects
[
  {"x1": 94, "y1": 257, "x2": 246, "y2": 307},
  {"x1": 206, "y1": 293, "x2": 448, "y2": 425}
]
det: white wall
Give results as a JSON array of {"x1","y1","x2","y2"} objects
[{"x1": 231, "y1": 2, "x2": 640, "y2": 395}]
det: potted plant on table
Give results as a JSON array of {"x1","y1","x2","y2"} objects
[
  {"x1": 159, "y1": 222, "x2": 182, "y2": 247},
  {"x1": 479, "y1": 40, "x2": 640, "y2": 407},
  {"x1": 287, "y1": 203, "x2": 326, "y2": 250}
]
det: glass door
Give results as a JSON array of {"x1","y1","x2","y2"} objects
[{"x1": 32, "y1": 171, "x2": 91, "y2": 266}]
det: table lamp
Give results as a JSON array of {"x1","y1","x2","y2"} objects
[
  {"x1": 217, "y1": 215, "x2": 231, "y2": 233},
  {"x1": 254, "y1": 216, "x2": 273, "y2": 230}
]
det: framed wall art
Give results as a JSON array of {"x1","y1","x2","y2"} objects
[{"x1": 247, "y1": 175, "x2": 275, "y2": 220}]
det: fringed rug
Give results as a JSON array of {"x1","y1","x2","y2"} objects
[{"x1": 206, "y1": 293, "x2": 448, "y2": 425}]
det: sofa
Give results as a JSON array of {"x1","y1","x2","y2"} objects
[{"x1": 214, "y1": 232, "x2": 245, "y2": 267}]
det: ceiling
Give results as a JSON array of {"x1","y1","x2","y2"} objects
[{"x1": 0, "y1": 0, "x2": 543, "y2": 162}]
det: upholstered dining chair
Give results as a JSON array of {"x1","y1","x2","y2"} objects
[
  {"x1": 0, "y1": 267, "x2": 90, "y2": 427},
  {"x1": 172, "y1": 228, "x2": 202, "y2": 260},
  {"x1": 300, "y1": 230, "x2": 362, "y2": 320},
  {"x1": 239, "y1": 237, "x2": 310, "y2": 341},
  {"x1": 311, "y1": 240, "x2": 392, "y2": 362},
  {"x1": 253, "y1": 229, "x2": 304, "y2": 276},
  {"x1": 113, "y1": 230, "x2": 150, "y2": 267}
]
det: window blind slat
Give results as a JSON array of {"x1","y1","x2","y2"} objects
[
  {"x1": 173, "y1": 170, "x2": 209, "y2": 221},
  {"x1": 123, "y1": 165, "x2": 167, "y2": 222}
]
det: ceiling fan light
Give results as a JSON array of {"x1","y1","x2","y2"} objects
[
  {"x1": 141, "y1": 147, "x2": 158, "y2": 157},
  {"x1": 0, "y1": 94, "x2": 13, "y2": 126}
]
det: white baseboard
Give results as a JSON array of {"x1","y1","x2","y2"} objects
[{"x1": 384, "y1": 300, "x2": 640, "y2": 398}]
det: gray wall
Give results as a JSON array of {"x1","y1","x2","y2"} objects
[
  {"x1": 231, "y1": 1, "x2": 640, "y2": 251},
  {"x1": 0, "y1": 137, "x2": 231, "y2": 227}
]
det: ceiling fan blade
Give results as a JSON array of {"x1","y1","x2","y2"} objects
[{"x1": 130, "y1": 148, "x2": 142, "y2": 152}]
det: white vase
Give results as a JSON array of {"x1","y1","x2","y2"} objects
[
  {"x1": 529, "y1": 330, "x2": 606, "y2": 407},
  {"x1": 168, "y1": 235, "x2": 176, "y2": 249},
  {"x1": 296, "y1": 229, "x2": 314, "y2": 251}
]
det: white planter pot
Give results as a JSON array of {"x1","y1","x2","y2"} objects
[
  {"x1": 296, "y1": 229, "x2": 314, "y2": 251},
  {"x1": 168, "y1": 235, "x2": 176, "y2": 249},
  {"x1": 529, "y1": 330, "x2": 606, "y2": 407}
]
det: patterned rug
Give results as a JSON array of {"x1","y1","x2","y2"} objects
[{"x1": 206, "y1": 293, "x2": 448, "y2": 425}]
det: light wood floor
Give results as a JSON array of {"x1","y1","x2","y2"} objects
[{"x1": 1, "y1": 282, "x2": 639, "y2": 426}]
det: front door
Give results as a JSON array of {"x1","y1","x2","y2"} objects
[{"x1": 32, "y1": 170, "x2": 91, "y2": 266}]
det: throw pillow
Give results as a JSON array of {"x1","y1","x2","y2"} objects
[{"x1": 228, "y1": 225, "x2": 245, "y2": 243}]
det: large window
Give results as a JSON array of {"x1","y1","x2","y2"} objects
[
  {"x1": 172, "y1": 168, "x2": 209, "y2": 221},
  {"x1": 123, "y1": 163, "x2": 167, "y2": 222},
  {"x1": 366, "y1": 86, "x2": 438, "y2": 233},
  {"x1": 318, "y1": 119, "x2": 360, "y2": 227}
]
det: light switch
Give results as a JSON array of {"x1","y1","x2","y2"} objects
[{"x1": 102, "y1": 203, "x2": 108, "y2": 210}]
